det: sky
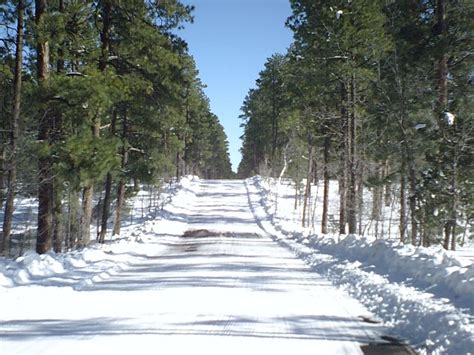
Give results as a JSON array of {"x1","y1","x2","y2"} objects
[{"x1": 178, "y1": 0, "x2": 294, "y2": 172}]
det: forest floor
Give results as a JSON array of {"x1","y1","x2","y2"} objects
[{"x1": 0, "y1": 178, "x2": 472, "y2": 354}]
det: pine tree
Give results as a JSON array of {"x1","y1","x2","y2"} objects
[{"x1": 1, "y1": 0, "x2": 24, "y2": 255}]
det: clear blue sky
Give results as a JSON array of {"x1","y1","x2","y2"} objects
[{"x1": 178, "y1": 0, "x2": 294, "y2": 172}]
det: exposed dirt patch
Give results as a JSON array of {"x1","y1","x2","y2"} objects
[
  {"x1": 182, "y1": 229, "x2": 221, "y2": 238},
  {"x1": 182, "y1": 230, "x2": 260, "y2": 239},
  {"x1": 361, "y1": 336, "x2": 417, "y2": 355}
]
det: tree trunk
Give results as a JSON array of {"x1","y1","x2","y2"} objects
[
  {"x1": 435, "y1": 0, "x2": 448, "y2": 121},
  {"x1": 371, "y1": 164, "x2": 384, "y2": 239},
  {"x1": 321, "y1": 136, "x2": 330, "y2": 234},
  {"x1": 1, "y1": 0, "x2": 24, "y2": 255},
  {"x1": 0, "y1": 146, "x2": 5, "y2": 209},
  {"x1": 99, "y1": 0, "x2": 112, "y2": 72},
  {"x1": 294, "y1": 180, "x2": 299, "y2": 210},
  {"x1": 449, "y1": 158, "x2": 458, "y2": 251},
  {"x1": 99, "y1": 173, "x2": 112, "y2": 243},
  {"x1": 51, "y1": 0, "x2": 66, "y2": 254},
  {"x1": 96, "y1": 0, "x2": 114, "y2": 244},
  {"x1": 67, "y1": 189, "x2": 80, "y2": 250},
  {"x1": 52, "y1": 182, "x2": 63, "y2": 253},
  {"x1": 99, "y1": 110, "x2": 116, "y2": 243},
  {"x1": 36, "y1": 0, "x2": 53, "y2": 255},
  {"x1": 357, "y1": 164, "x2": 364, "y2": 236},
  {"x1": 113, "y1": 180, "x2": 125, "y2": 236},
  {"x1": 339, "y1": 82, "x2": 348, "y2": 235},
  {"x1": 79, "y1": 124, "x2": 100, "y2": 247},
  {"x1": 176, "y1": 151, "x2": 181, "y2": 180},
  {"x1": 407, "y1": 159, "x2": 418, "y2": 246},
  {"x1": 80, "y1": 185, "x2": 93, "y2": 246},
  {"x1": 383, "y1": 161, "x2": 391, "y2": 207},
  {"x1": 302, "y1": 144, "x2": 313, "y2": 228},
  {"x1": 434, "y1": 0, "x2": 457, "y2": 251},
  {"x1": 399, "y1": 164, "x2": 407, "y2": 243},
  {"x1": 347, "y1": 76, "x2": 357, "y2": 234},
  {"x1": 113, "y1": 114, "x2": 128, "y2": 236}
]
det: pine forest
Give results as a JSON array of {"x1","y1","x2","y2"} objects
[
  {"x1": 0, "y1": 0, "x2": 233, "y2": 255},
  {"x1": 0, "y1": 0, "x2": 473, "y2": 254},
  {"x1": 0, "y1": 1, "x2": 474, "y2": 353},
  {"x1": 238, "y1": 0, "x2": 473, "y2": 251}
]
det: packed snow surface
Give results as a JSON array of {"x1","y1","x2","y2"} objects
[
  {"x1": 0, "y1": 178, "x2": 387, "y2": 354},
  {"x1": 0, "y1": 176, "x2": 472, "y2": 354}
]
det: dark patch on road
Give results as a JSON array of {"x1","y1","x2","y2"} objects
[
  {"x1": 182, "y1": 229, "x2": 260, "y2": 239},
  {"x1": 361, "y1": 335, "x2": 417, "y2": 355},
  {"x1": 359, "y1": 316, "x2": 382, "y2": 324},
  {"x1": 182, "y1": 229, "x2": 220, "y2": 238}
]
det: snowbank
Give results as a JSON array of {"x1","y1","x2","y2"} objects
[
  {"x1": 247, "y1": 175, "x2": 474, "y2": 355},
  {"x1": 0, "y1": 176, "x2": 197, "y2": 289},
  {"x1": 250, "y1": 175, "x2": 474, "y2": 307}
]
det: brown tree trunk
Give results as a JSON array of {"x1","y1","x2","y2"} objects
[
  {"x1": 67, "y1": 189, "x2": 80, "y2": 249},
  {"x1": 435, "y1": 0, "x2": 448, "y2": 120},
  {"x1": 371, "y1": 164, "x2": 383, "y2": 239},
  {"x1": 347, "y1": 76, "x2": 357, "y2": 234},
  {"x1": 450, "y1": 159, "x2": 458, "y2": 251},
  {"x1": 52, "y1": 183, "x2": 63, "y2": 253},
  {"x1": 0, "y1": 80, "x2": 8, "y2": 209},
  {"x1": 321, "y1": 136, "x2": 330, "y2": 234},
  {"x1": 0, "y1": 146, "x2": 5, "y2": 209},
  {"x1": 97, "y1": 0, "x2": 114, "y2": 244},
  {"x1": 302, "y1": 144, "x2": 313, "y2": 228},
  {"x1": 294, "y1": 181, "x2": 299, "y2": 210},
  {"x1": 79, "y1": 123, "x2": 100, "y2": 247},
  {"x1": 339, "y1": 82, "x2": 348, "y2": 235},
  {"x1": 36, "y1": 0, "x2": 53, "y2": 255},
  {"x1": 113, "y1": 114, "x2": 128, "y2": 236},
  {"x1": 357, "y1": 164, "x2": 364, "y2": 235},
  {"x1": 1, "y1": 0, "x2": 24, "y2": 255},
  {"x1": 51, "y1": 0, "x2": 66, "y2": 254},
  {"x1": 113, "y1": 180, "x2": 126, "y2": 236},
  {"x1": 80, "y1": 185, "x2": 93, "y2": 246},
  {"x1": 99, "y1": 0, "x2": 112, "y2": 71},
  {"x1": 99, "y1": 110, "x2": 116, "y2": 243},
  {"x1": 407, "y1": 159, "x2": 418, "y2": 246},
  {"x1": 399, "y1": 164, "x2": 407, "y2": 244},
  {"x1": 99, "y1": 173, "x2": 112, "y2": 243},
  {"x1": 176, "y1": 151, "x2": 181, "y2": 180},
  {"x1": 383, "y1": 161, "x2": 391, "y2": 207}
]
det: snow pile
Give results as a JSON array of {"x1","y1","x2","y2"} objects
[
  {"x1": 250, "y1": 175, "x2": 474, "y2": 305},
  {"x1": 283, "y1": 241, "x2": 474, "y2": 355},
  {"x1": 0, "y1": 176, "x2": 194, "y2": 289},
  {"x1": 160, "y1": 175, "x2": 200, "y2": 224},
  {"x1": 247, "y1": 176, "x2": 474, "y2": 355},
  {"x1": 309, "y1": 236, "x2": 474, "y2": 307},
  {"x1": 16, "y1": 251, "x2": 66, "y2": 277}
]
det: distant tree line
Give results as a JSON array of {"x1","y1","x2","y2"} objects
[
  {"x1": 0, "y1": 0, "x2": 233, "y2": 255},
  {"x1": 238, "y1": 0, "x2": 473, "y2": 249}
]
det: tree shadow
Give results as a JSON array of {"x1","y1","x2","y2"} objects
[{"x1": 0, "y1": 314, "x2": 388, "y2": 345}]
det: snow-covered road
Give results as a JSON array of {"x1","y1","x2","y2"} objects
[{"x1": 0, "y1": 179, "x2": 407, "y2": 355}]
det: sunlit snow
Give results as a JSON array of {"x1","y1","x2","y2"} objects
[{"x1": 0, "y1": 176, "x2": 472, "y2": 354}]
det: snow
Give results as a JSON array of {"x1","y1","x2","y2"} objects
[
  {"x1": 444, "y1": 112, "x2": 455, "y2": 126},
  {"x1": 0, "y1": 176, "x2": 472, "y2": 354},
  {"x1": 0, "y1": 177, "x2": 391, "y2": 355},
  {"x1": 247, "y1": 176, "x2": 473, "y2": 354}
]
